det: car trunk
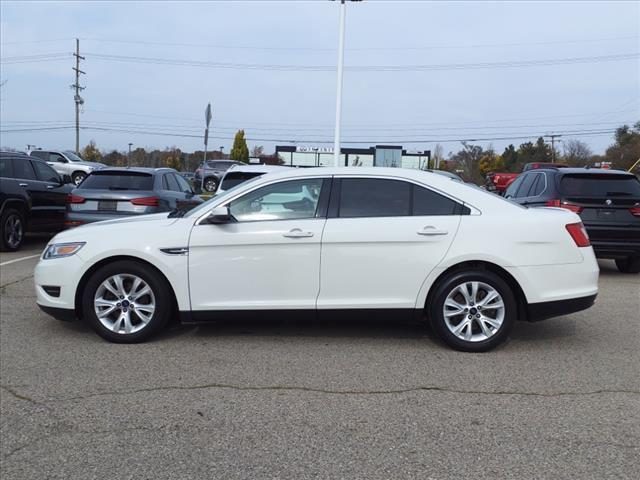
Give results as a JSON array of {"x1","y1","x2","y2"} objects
[{"x1": 68, "y1": 189, "x2": 160, "y2": 215}]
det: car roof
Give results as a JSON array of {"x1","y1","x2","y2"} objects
[
  {"x1": 0, "y1": 151, "x2": 29, "y2": 157},
  {"x1": 226, "y1": 164, "x2": 290, "y2": 173},
  {"x1": 534, "y1": 167, "x2": 635, "y2": 176},
  {"x1": 93, "y1": 167, "x2": 175, "y2": 174}
]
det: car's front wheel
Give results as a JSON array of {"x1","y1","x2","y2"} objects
[
  {"x1": 72, "y1": 171, "x2": 87, "y2": 185},
  {"x1": 203, "y1": 177, "x2": 218, "y2": 192},
  {"x1": 615, "y1": 255, "x2": 640, "y2": 274},
  {"x1": 82, "y1": 260, "x2": 173, "y2": 342},
  {"x1": 429, "y1": 270, "x2": 516, "y2": 352}
]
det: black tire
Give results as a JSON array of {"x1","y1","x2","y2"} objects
[
  {"x1": 615, "y1": 256, "x2": 640, "y2": 274},
  {"x1": 82, "y1": 260, "x2": 173, "y2": 343},
  {"x1": 428, "y1": 269, "x2": 516, "y2": 352},
  {"x1": 0, "y1": 208, "x2": 25, "y2": 252},
  {"x1": 203, "y1": 177, "x2": 218, "y2": 192},
  {"x1": 72, "y1": 171, "x2": 87, "y2": 185}
]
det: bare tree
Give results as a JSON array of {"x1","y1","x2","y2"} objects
[
  {"x1": 432, "y1": 143, "x2": 445, "y2": 168},
  {"x1": 562, "y1": 139, "x2": 592, "y2": 166},
  {"x1": 251, "y1": 145, "x2": 264, "y2": 157}
]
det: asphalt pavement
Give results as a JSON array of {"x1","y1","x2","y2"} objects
[{"x1": 1, "y1": 235, "x2": 639, "y2": 479}]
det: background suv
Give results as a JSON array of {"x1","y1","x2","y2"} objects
[
  {"x1": 505, "y1": 167, "x2": 640, "y2": 273},
  {"x1": 65, "y1": 167, "x2": 203, "y2": 227},
  {"x1": 29, "y1": 149, "x2": 106, "y2": 185},
  {"x1": 0, "y1": 151, "x2": 72, "y2": 251},
  {"x1": 194, "y1": 160, "x2": 243, "y2": 192}
]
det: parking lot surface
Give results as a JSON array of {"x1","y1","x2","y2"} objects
[{"x1": 1, "y1": 236, "x2": 639, "y2": 479}]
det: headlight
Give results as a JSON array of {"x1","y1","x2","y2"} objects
[{"x1": 42, "y1": 242, "x2": 85, "y2": 260}]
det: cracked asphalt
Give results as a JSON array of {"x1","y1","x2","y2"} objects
[{"x1": 1, "y1": 236, "x2": 639, "y2": 479}]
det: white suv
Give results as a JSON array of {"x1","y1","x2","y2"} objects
[{"x1": 29, "y1": 150, "x2": 105, "y2": 185}]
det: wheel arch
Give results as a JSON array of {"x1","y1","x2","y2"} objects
[
  {"x1": 74, "y1": 255, "x2": 179, "y2": 320},
  {"x1": 0, "y1": 199, "x2": 29, "y2": 228},
  {"x1": 424, "y1": 260, "x2": 529, "y2": 322}
]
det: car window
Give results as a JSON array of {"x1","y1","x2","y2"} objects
[
  {"x1": 339, "y1": 178, "x2": 411, "y2": 218},
  {"x1": 504, "y1": 176, "x2": 523, "y2": 198},
  {"x1": 221, "y1": 171, "x2": 266, "y2": 190},
  {"x1": 515, "y1": 174, "x2": 536, "y2": 198},
  {"x1": 559, "y1": 174, "x2": 640, "y2": 197},
  {"x1": 0, "y1": 157, "x2": 13, "y2": 178},
  {"x1": 79, "y1": 171, "x2": 154, "y2": 190},
  {"x1": 530, "y1": 173, "x2": 545, "y2": 196},
  {"x1": 49, "y1": 153, "x2": 67, "y2": 163},
  {"x1": 174, "y1": 173, "x2": 193, "y2": 193},
  {"x1": 11, "y1": 158, "x2": 37, "y2": 180},
  {"x1": 413, "y1": 185, "x2": 459, "y2": 215},
  {"x1": 32, "y1": 160, "x2": 60, "y2": 182},
  {"x1": 163, "y1": 173, "x2": 181, "y2": 191},
  {"x1": 29, "y1": 151, "x2": 47, "y2": 160},
  {"x1": 229, "y1": 178, "x2": 323, "y2": 222}
]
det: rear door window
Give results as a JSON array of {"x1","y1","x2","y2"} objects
[
  {"x1": 339, "y1": 178, "x2": 411, "y2": 218},
  {"x1": 530, "y1": 173, "x2": 546, "y2": 196},
  {"x1": 11, "y1": 159, "x2": 37, "y2": 180},
  {"x1": 560, "y1": 174, "x2": 640, "y2": 197},
  {"x1": 505, "y1": 176, "x2": 523, "y2": 198},
  {"x1": 29, "y1": 151, "x2": 48, "y2": 161},
  {"x1": 163, "y1": 173, "x2": 181, "y2": 191},
  {"x1": 515, "y1": 174, "x2": 536, "y2": 198},
  {"x1": 78, "y1": 172, "x2": 154, "y2": 190},
  {"x1": 174, "y1": 173, "x2": 193, "y2": 193},
  {"x1": 413, "y1": 185, "x2": 460, "y2": 215},
  {"x1": 0, "y1": 157, "x2": 13, "y2": 178},
  {"x1": 32, "y1": 160, "x2": 60, "y2": 182}
]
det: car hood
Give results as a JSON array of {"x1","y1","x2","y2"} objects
[{"x1": 51, "y1": 213, "x2": 179, "y2": 242}]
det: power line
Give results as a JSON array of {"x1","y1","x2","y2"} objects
[
  {"x1": 0, "y1": 52, "x2": 72, "y2": 64},
  {"x1": 82, "y1": 51, "x2": 640, "y2": 72}
]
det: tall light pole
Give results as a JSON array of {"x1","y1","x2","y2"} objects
[
  {"x1": 127, "y1": 143, "x2": 133, "y2": 167},
  {"x1": 333, "y1": 0, "x2": 347, "y2": 167},
  {"x1": 201, "y1": 102, "x2": 212, "y2": 192}
]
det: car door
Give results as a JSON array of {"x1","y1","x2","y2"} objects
[
  {"x1": 317, "y1": 176, "x2": 462, "y2": 310},
  {"x1": 188, "y1": 176, "x2": 330, "y2": 312},
  {"x1": 30, "y1": 159, "x2": 68, "y2": 229},
  {"x1": 45, "y1": 152, "x2": 70, "y2": 176},
  {"x1": 10, "y1": 158, "x2": 49, "y2": 228}
]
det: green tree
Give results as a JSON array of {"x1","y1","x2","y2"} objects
[
  {"x1": 478, "y1": 150, "x2": 505, "y2": 177},
  {"x1": 82, "y1": 140, "x2": 102, "y2": 163},
  {"x1": 501, "y1": 144, "x2": 519, "y2": 172},
  {"x1": 165, "y1": 155, "x2": 182, "y2": 170},
  {"x1": 518, "y1": 137, "x2": 552, "y2": 164},
  {"x1": 230, "y1": 130, "x2": 249, "y2": 163},
  {"x1": 604, "y1": 122, "x2": 640, "y2": 170}
]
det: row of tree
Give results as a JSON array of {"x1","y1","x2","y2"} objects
[{"x1": 435, "y1": 122, "x2": 639, "y2": 183}]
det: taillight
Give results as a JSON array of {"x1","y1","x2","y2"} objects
[
  {"x1": 630, "y1": 207, "x2": 640, "y2": 217},
  {"x1": 546, "y1": 199, "x2": 583, "y2": 214},
  {"x1": 130, "y1": 197, "x2": 159, "y2": 207},
  {"x1": 66, "y1": 194, "x2": 86, "y2": 204},
  {"x1": 565, "y1": 222, "x2": 590, "y2": 247}
]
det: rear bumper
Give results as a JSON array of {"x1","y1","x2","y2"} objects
[
  {"x1": 527, "y1": 293, "x2": 597, "y2": 322},
  {"x1": 585, "y1": 223, "x2": 640, "y2": 258},
  {"x1": 591, "y1": 241, "x2": 640, "y2": 258}
]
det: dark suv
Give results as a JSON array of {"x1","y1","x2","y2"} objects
[
  {"x1": 505, "y1": 167, "x2": 640, "y2": 273},
  {"x1": 0, "y1": 151, "x2": 73, "y2": 251}
]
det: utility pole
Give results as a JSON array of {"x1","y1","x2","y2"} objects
[
  {"x1": 333, "y1": 0, "x2": 347, "y2": 167},
  {"x1": 128, "y1": 143, "x2": 133, "y2": 167},
  {"x1": 544, "y1": 134, "x2": 562, "y2": 161},
  {"x1": 72, "y1": 38, "x2": 85, "y2": 155}
]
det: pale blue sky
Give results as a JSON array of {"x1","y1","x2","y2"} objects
[{"x1": 1, "y1": 0, "x2": 638, "y2": 156}]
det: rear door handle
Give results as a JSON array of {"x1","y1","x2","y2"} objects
[
  {"x1": 283, "y1": 228, "x2": 314, "y2": 238},
  {"x1": 417, "y1": 226, "x2": 448, "y2": 236},
  {"x1": 46, "y1": 185, "x2": 55, "y2": 189},
  {"x1": 19, "y1": 183, "x2": 28, "y2": 187}
]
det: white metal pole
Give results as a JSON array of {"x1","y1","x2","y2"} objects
[{"x1": 333, "y1": 0, "x2": 346, "y2": 167}]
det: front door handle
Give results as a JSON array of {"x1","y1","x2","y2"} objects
[
  {"x1": 283, "y1": 228, "x2": 314, "y2": 238},
  {"x1": 19, "y1": 183, "x2": 28, "y2": 187},
  {"x1": 417, "y1": 226, "x2": 448, "y2": 236},
  {"x1": 46, "y1": 185, "x2": 55, "y2": 189}
]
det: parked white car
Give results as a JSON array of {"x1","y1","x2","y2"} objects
[
  {"x1": 29, "y1": 150, "x2": 105, "y2": 185},
  {"x1": 35, "y1": 167, "x2": 599, "y2": 351}
]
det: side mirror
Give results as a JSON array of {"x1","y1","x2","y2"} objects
[
  {"x1": 62, "y1": 174, "x2": 73, "y2": 184},
  {"x1": 206, "y1": 206, "x2": 235, "y2": 224}
]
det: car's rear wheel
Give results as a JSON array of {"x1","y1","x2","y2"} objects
[
  {"x1": 1, "y1": 208, "x2": 25, "y2": 252},
  {"x1": 615, "y1": 255, "x2": 640, "y2": 274},
  {"x1": 72, "y1": 171, "x2": 87, "y2": 185},
  {"x1": 204, "y1": 177, "x2": 218, "y2": 192},
  {"x1": 82, "y1": 260, "x2": 172, "y2": 342},
  {"x1": 429, "y1": 270, "x2": 516, "y2": 352}
]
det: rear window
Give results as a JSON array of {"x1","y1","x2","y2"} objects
[
  {"x1": 560, "y1": 174, "x2": 640, "y2": 197},
  {"x1": 221, "y1": 171, "x2": 265, "y2": 190},
  {"x1": 79, "y1": 171, "x2": 154, "y2": 191},
  {"x1": 206, "y1": 161, "x2": 237, "y2": 169}
]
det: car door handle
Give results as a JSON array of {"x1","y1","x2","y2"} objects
[
  {"x1": 283, "y1": 228, "x2": 314, "y2": 238},
  {"x1": 19, "y1": 183, "x2": 28, "y2": 187},
  {"x1": 417, "y1": 226, "x2": 448, "y2": 236},
  {"x1": 46, "y1": 185, "x2": 55, "y2": 189}
]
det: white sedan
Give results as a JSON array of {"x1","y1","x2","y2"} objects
[{"x1": 35, "y1": 167, "x2": 599, "y2": 351}]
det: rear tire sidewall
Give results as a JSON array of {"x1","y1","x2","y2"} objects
[
  {"x1": 72, "y1": 172, "x2": 87, "y2": 185},
  {"x1": 204, "y1": 177, "x2": 218, "y2": 192},
  {"x1": 615, "y1": 256, "x2": 640, "y2": 274},
  {"x1": 429, "y1": 270, "x2": 516, "y2": 352},
  {"x1": 1, "y1": 208, "x2": 25, "y2": 252},
  {"x1": 82, "y1": 260, "x2": 172, "y2": 343}
]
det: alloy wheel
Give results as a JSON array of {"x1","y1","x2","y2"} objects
[
  {"x1": 204, "y1": 179, "x2": 217, "y2": 192},
  {"x1": 442, "y1": 281, "x2": 505, "y2": 342},
  {"x1": 94, "y1": 274, "x2": 156, "y2": 334},
  {"x1": 4, "y1": 214, "x2": 23, "y2": 249}
]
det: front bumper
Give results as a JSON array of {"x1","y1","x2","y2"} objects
[
  {"x1": 527, "y1": 293, "x2": 597, "y2": 322},
  {"x1": 38, "y1": 304, "x2": 77, "y2": 321},
  {"x1": 35, "y1": 253, "x2": 85, "y2": 314}
]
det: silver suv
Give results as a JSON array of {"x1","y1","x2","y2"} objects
[{"x1": 29, "y1": 150, "x2": 105, "y2": 185}]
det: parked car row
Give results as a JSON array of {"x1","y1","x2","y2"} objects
[{"x1": 0, "y1": 151, "x2": 202, "y2": 251}]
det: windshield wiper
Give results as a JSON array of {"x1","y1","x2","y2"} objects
[{"x1": 108, "y1": 186, "x2": 134, "y2": 191}]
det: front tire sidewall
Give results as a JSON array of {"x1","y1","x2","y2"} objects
[
  {"x1": 82, "y1": 261, "x2": 172, "y2": 343},
  {"x1": 72, "y1": 172, "x2": 87, "y2": 185},
  {"x1": 429, "y1": 270, "x2": 516, "y2": 352},
  {"x1": 1, "y1": 208, "x2": 25, "y2": 252},
  {"x1": 204, "y1": 178, "x2": 218, "y2": 192}
]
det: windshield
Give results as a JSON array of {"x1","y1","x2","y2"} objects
[
  {"x1": 220, "y1": 171, "x2": 266, "y2": 190},
  {"x1": 560, "y1": 174, "x2": 640, "y2": 197},
  {"x1": 79, "y1": 171, "x2": 154, "y2": 190},
  {"x1": 63, "y1": 150, "x2": 85, "y2": 162}
]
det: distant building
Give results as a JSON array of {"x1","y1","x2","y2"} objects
[{"x1": 275, "y1": 145, "x2": 431, "y2": 169}]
